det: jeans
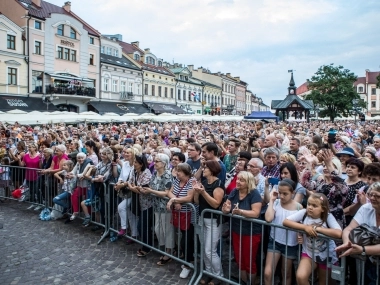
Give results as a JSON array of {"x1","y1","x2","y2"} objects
[
  {"x1": 53, "y1": 191, "x2": 71, "y2": 213},
  {"x1": 202, "y1": 218, "x2": 223, "y2": 276}
]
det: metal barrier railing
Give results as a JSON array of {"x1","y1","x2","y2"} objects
[
  {"x1": 195, "y1": 208, "x2": 347, "y2": 285},
  {"x1": 1, "y1": 165, "x2": 379, "y2": 285}
]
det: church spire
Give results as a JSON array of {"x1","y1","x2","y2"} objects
[{"x1": 287, "y1": 70, "x2": 296, "y2": 95}]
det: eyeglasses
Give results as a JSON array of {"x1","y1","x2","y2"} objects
[{"x1": 368, "y1": 193, "x2": 380, "y2": 200}]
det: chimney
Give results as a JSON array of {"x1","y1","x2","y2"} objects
[
  {"x1": 32, "y1": 0, "x2": 41, "y2": 6},
  {"x1": 188, "y1": 65, "x2": 194, "y2": 71},
  {"x1": 226, "y1": 73, "x2": 231, "y2": 77},
  {"x1": 234, "y1": 76, "x2": 240, "y2": 82},
  {"x1": 366, "y1": 69, "x2": 370, "y2": 83},
  {"x1": 63, "y1": 1, "x2": 71, "y2": 12},
  {"x1": 131, "y1": 41, "x2": 139, "y2": 47},
  {"x1": 217, "y1": 72, "x2": 221, "y2": 76},
  {"x1": 144, "y1": 48, "x2": 150, "y2": 53}
]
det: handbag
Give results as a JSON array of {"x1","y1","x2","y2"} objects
[
  {"x1": 171, "y1": 179, "x2": 191, "y2": 231},
  {"x1": 349, "y1": 223, "x2": 380, "y2": 260}
]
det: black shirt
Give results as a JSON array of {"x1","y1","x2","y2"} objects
[{"x1": 199, "y1": 178, "x2": 223, "y2": 219}]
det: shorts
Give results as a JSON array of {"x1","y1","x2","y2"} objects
[
  {"x1": 83, "y1": 196, "x2": 100, "y2": 211},
  {"x1": 301, "y1": 253, "x2": 338, "y2": 270},
  {"x1": 267, "y1": 237, "x2": 299, "y2": 260}
]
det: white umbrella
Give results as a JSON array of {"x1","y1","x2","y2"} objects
[
  {"x1": 6, "y1": 109, "x2": 28, "y2": 114},
  {"x1": 134, "y1": 113, "x2": 157, "y2": 122}
]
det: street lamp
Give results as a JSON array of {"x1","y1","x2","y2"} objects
[
  {"x1": 148, "y1": 103, "x2": 154, "y2": 114},
  {"x1": 42, "y1": 93, "x2": 56, "y2": 111},
  {"x1": 352, "y1": 99, "x2": 359, "y2": 123}
]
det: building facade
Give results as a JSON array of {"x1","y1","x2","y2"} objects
[
  {"x1": 0, "y1": 0, "x2": 101, "y2": 112},
  {"x1": 354, "y1": 70, "x2": 380, "y2": 116},
  {"x1": 221, "y1": 74, "x2": 237, "y2": 114},
  {"x1": 167, "y1": 64, "x2": 203, "y2": 114},
  {"x1": 0, "y1": 13, "x2": 28, "y2": 96},
  {"x1": 234, "y1": 78, "x2": 247, "y2": 115}
]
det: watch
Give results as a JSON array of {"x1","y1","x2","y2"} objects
[{"x1": 361, "y1": 246, "x2": 366, "y2": 256}]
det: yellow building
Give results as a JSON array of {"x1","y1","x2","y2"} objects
[{"x1": 0, "y1": 13, "x2": 28, "y2": 96}]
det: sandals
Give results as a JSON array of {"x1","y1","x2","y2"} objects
[
  {"x1": 137, "y1": 249, "x2": 151, "y2": 257},
  {"x1": 199, "y1": 276, "x2": 212, "y2": 285},
  {"x1": 157, "y1": 257, "x2": 172, "y2": 266}
]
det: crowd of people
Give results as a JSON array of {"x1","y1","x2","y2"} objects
[{"x1": 1, "y1": 119, "x2": 380, "y2": 285}]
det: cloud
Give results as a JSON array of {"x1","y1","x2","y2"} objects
[{"x1": 46, "y1": 0, "x2": 380, "y2": 106}]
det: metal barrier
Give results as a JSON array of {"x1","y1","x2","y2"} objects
[
  {"x1": 1, "y1": 166, "x2": 379, "y2": 285},
  {"x1": 195, "y1": 209, "x2": 347, "y2": 285}
]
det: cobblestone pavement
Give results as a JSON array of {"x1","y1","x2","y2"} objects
[{"x1": 0, "y1": 201, "x2": 190, "y2": 285}]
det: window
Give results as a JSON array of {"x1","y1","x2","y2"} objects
[
  {"x1": 177, "y1": 89, "x2": 181, "y2": 100},
  {"x1": 112, "y1": 80, "x2": 118, "y2": 92},
  {"x1": 35, "y1": 20, "x2": 42, "y2": 30},
  {"x1": 183, "y1": 90, "x2": 186, "y2": 101},
  {"x1": 114, "y1": 50, "x2": 119, "y2": 57},
  {"x1": 70, "y1": 28, "x2": 76, "y2": 39},
  {"x1": 144, "y1": 84, "x2": 148, "y2": 95},
  {"x1": 134, "y1": 54, "x2": 140, "y2": 61},
  {"x1": 188, "y1": 91, "x2": 191, "y2": 101},
  {"x1": 165, "y1": 87, "x2": 168, "y2": 98},
  {"x1": 152, "y1": 85, "x2": 155, "y2": 96},
  {"x1": 180, "y1": 75, "x2": 184, "y2": 80},
  {"x1": 32, "y1": 70, "x2": 43, "y2": 93},
  {"x1": 89, "y1": 37, "x2": 94, "y2": 44},
  {"x1": 136, "y1": 84, "x2": 141, "y2": 95},
  {"x1": 121, "y1": 81, "x2": 126, "y2": 92},
  {"x1": 35, "y1": 41, "x2": 41, "y2": 55},
  {"x1": 57, "y1": 46, "x2": 63, "y2": 59},
  {"x1": 64, "y1": 48, "x2": 69, "y2": 60},
  {"x1": 7, "y1": 35, "x2": 15, "y2": 50},
  {"x1": 158, "y1": 86, "x2": 162, "y2": 97},
  {"x1": 70, "y1": 50, "x2": 76, "y2": 62},
  {"x1": 89, "y1": 54, "x2": 94, "y2": 65},
  {"x1": 8, "y1": 68, "x2": 17, "y2": 85},
  {"x1": 146, "y1": 56, "x2": 155, "y2": 65},
  {"x1": 128, "y1": 83, "x2": 133, "y2": 92},
  {"x1": 358, "y1": 86, "x2": 363, "y2": 93},
  {"x1": 158, "y1": 61, "x2": 162, "y2": 67},
  {"x1": 57, "y1": 24, "x2": 64, "y2": 36},
  {"x1": 103, "y1": 78, "x2": 109, "y2": 91},
  {"x1": 372, "y1": 101, "x2": 376, "y2": 108},
  {"x1": 170, "y1": 88, "x2": 174, "y2": 98},
  {"x1": 372, "y1": 88, "x2": 377, "y2": 95},
  {"x1": 107, "y1": 47, "x2": 111, "y2": 55},
  {"x1": 101, "y1": 46, "x2": 105, "y2": 53}
]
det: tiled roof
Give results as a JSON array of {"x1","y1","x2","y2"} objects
[
  {"x1": 100, "y1": 54, "x2": 140, "y2": 70},
  {"x1": 354, "y1": 77, "x2": 366, "y2": 86},
  {"x1": 118, "y1": 41, "x2": 144, "y2": 55},
  {"x1": 296, "y1": 81, "x2": 309, "y2": 95},
  {"x1": 18, "y1": 0, "x2": 100, "y2": 36},
  {"x1": 271, "y1": 95, "x2": 313, "y2": 110},
  {"x1": 169, "y1": 67, "x2": 186, "y2": 74},
  {"x1": 141, "y1": 62, "x2": 175, "y2": 77},
  {"x1": 367, "y1": 71, "x2": 380, "y2": 84}
]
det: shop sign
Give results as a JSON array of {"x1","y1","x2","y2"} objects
[
  {"x1": 5, "y1": 99, "x2": 28, "y2": 107},
  {"x1": 61, "y1": 39, "x2": 74, "y2": 47}
]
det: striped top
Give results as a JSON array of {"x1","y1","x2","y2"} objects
[{"x1": 171, "y1": 177, "x2": 196, "y2": 213}]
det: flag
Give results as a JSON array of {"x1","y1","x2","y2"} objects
[{"x1": 191, "y1": 92, "x2": 195, "y2": 96}]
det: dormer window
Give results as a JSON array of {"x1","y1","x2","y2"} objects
[
  {"x1": 158, "y1": 61, "x2": 162, "y2": 67},
  {"x1": 101, "y1": 46, "x2": 105, "y2": 53},
  {"x1": 146, "y1": 56, "x2": 155, "y2": 65},
  {"x1": 185, "y1": 76, "x2": 188, "y2": 81},
  {"x1": 57, "y1": 24, "x2": 64, "y2": 36},
  {"x1": 70, "y1": 27, "x2": 76, "y2": 39},
  {"x1": 358, "y1": 86, "x2": 364, "y2": 93},
  {"x1": 114, "y1": 50, "x2": 119, "y2": 57}
]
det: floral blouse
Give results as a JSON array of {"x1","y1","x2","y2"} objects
[
  {"x1": 315, "y1": 170, "x2": 348, "y2": 228},
  {"x1": 150, "y1": 169, "x2": 173, "y2": 212},
  {"x1": 128, "y1": 168, "x2": 153, "y2": 211}
]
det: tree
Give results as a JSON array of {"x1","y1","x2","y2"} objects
[{"x1": 305, "y1": 64, "x2": 365, "y2": 122}]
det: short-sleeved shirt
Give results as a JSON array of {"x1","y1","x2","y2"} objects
[
  {"x1": 186, "y1": 158, "x2": 201, "y2": 175},
  {"x1": 286, "y1": 209, "x2": 341, "y2": 264},
  {"x1": 227, "y1": 188, "x2": 262, "y2": 235},
  {"x1": 199, "y1": 178, "x2": 223, "y2": 219},
  {"x1": 171, "y1": 177, "x2": 196, "y2": 213},
  {"x1": 150, "y1": 169, "x2": 173, "y2": 212},
  {"x1": 354, "y1": 203, "x2": 379, "y2": 228}
]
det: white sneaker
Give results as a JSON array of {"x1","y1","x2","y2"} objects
[
  {"x1": 27, "y1": 205, "x2": 35, "y2": 210},
  {"x1": 34, "y1": 205, "x2": 42, "y2": 211},
  {"x1": 179, "y1": 267, "x2": 191, "y2": 279}
]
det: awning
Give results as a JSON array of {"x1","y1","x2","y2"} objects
[
  {"x1": 0, "y1": 95, "x2": 58, "y2": 112},
  {"x1": 144, "y1": 102, "x2": 187, "y2": 114},
  {"x1": 46, "y1": 73, "x2": 94, "y2": 83},
  {"x1": 88, "y1": 101, "x2": 149, "y2": 115}
]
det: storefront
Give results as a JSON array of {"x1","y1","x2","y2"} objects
[
  {"x1": 88, "y1": 101, "x2": 149, "y2": 115},
  {"x1": 0, "y1": 95, "x2": 58, "y2": 112}
]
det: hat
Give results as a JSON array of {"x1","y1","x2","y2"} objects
[
  {"x1": 336, "y1": 147, "x2": 355, "y2": 157},
  {"x1": 122, "y1": 138, "x2": 133, "y2": 145},
  {"x1": 238, "y1": 151, "x2": 252, "y2": 161}
]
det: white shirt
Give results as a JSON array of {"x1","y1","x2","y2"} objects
[
  {"x1": 354, "y1": 203, "x2": 378, "y2": 228},
  {"x1": 118, "y1": 161, "x2": 133, "y2": 182}
]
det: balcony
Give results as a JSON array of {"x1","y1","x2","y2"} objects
[
  {"x1": 45, "y1": 85, "x2": 95, "y2": 97},
  {"x1": 120, "y1": 91, "x2": 134, "y2": 100}
]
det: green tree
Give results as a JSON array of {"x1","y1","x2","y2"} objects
[{"x1": 305, "y1": 64, "x2": 365, "y2": 122}]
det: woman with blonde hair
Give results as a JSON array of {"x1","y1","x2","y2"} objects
[
  {"x1": 279, "y1": 153, "x2": 296, "y2": 165},
  {"x1": 222, "y1": 171, "x2": 262, "y2": 285}
]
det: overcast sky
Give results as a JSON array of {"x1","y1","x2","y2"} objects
[{"x1": 48, "y1": 0, "x2": 380, "y2": 106}]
